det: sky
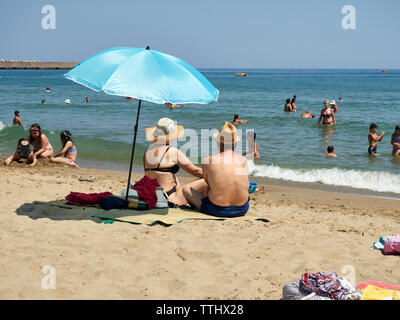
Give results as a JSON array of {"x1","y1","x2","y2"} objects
[{"x1": 0, "y1": 0, "x2": 399, "y2": 69}]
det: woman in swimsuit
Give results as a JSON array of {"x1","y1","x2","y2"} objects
[
  {"x1": 391, "y1": 125, "x2": 400, "y2": 156},
  {"x1": 50, "y1": 130, "x2": 79, "y2": 167},
  {"x1": 318, "y1": 100, "x2": 336, "y2": 125},
  {"x1": 291, "y1": 95, "x2": 297, "y2": 111},
  {"x1": 144, "y1": 118, "x2": 204, "y2": 207},
  {"x1": 28, "y1": 123, "x2": 54, "y2": 158}
]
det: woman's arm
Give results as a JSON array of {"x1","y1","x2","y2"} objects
[
  {"x1": 176, "y1": 149, "x2": 203, "y2": 178},
  {"x1": 332, "y1": 112, "x2": 336, "y2": 124},
  {"x1": 53, "y1": 141, "x2": 72, "y2": 158},
  {"x1": 34, "y1": 134, "x2": 48, "y2": 156}
]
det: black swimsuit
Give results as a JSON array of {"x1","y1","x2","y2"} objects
[{"x1": 144, "y1": 146, "x2": 180, "y2": 196}]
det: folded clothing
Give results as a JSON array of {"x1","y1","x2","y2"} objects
[
  {"x1": 300, "y1": 271, "x2": 361, "y2": 300},
  {"x1": 66, "y1": 192, "x2": 113, "y2": 205},
  {"x1": 131, "y1": 175, "x2": 161, "y2": 209}
]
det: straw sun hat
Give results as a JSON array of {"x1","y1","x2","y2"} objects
[
  {"x1": 145, "y1": 118, "x2": 184, "y2": 142},
  {"x1": 213, "y1": 122, "x2": 240, "y2": 145}
]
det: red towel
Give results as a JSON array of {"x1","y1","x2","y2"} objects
[
  {"x1": 131, "y1": 175, "x2": 160, "y2": 209},
  {"x1": 66, "y1": 192, "x2": 113, "y2": 205}
]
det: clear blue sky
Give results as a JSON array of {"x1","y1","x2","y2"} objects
[{"x1": 0, "y1": 0, "x2": 399, "y2": 68}]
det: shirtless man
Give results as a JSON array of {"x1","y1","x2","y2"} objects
[
  {"x1": 182, "y1": 122, "x2": 249, "y2": 217},
  {"x1": 301, "y1": 110, "x2": 315, "y2": 118},
  {"x1": 13, "y1": 111, "x2": 23, "y2": 127},
  {"x1": 318, "y1": 100, "x2": 336, "y2": 125},
  {"x1": 368, "y1": 123, "x2": 385, "y2": 156}
]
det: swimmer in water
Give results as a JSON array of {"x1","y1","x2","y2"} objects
[
  {"x1": 368, "y1": 123, "x2": 384, "y2": 156},
  {"x1": 85, "y1": 97, "x2": 90, "y2": 103},
  {"x1": 301, "y1": 110, "x2": 315, "y2": 118},
  {"x1": 232, "y1": 114, "x2": 248, "y2": 126},
  {"x1": 50, "y1": 130, "x2": 79, "y2": 167},
  {"x1": 13, "y1": 111, "x2": 23, "y2": 128},
  {"x1": 41, "y1": 99, "x2": 46, "y2": 104},
  {"x1": 45, "y1": 88, "x2": 50, "y2": 92},
  {"x1": 326, "y1": 146, "x2": 337, "y2": 158},
  {"x1": 318, "y1": 100, "x2": 336, "y2": 125}
]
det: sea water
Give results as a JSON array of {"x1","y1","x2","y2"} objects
[{"x1": 0, "y1": 69, "x2": 399, "y2": 194}]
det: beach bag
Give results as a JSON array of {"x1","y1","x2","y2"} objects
[{"x1": 384, "y1": 235, "x2": 400, "y2": 255}]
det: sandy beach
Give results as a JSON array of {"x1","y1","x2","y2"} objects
[{"x1": 0, "y1": 158, "x2": 399, "y2": 300}]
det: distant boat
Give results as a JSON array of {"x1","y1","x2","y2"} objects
[
  {"x1": 234, "y1": 73, "x2": 247, "y2": 77},
  {"x1": 382, "y1": 69, "x2": 387, "y2": 72}
]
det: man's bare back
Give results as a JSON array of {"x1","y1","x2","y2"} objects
[{"x1": 203, "y1": 150, "x2": 249, "y2": 207}]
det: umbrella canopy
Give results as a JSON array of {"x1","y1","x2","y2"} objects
[
  {"x1": 64, "y1": 46, "x2": 218, "y2": 202},
  {"x1": 64, "y1": 47, "x2": 219, "y2": 104}
]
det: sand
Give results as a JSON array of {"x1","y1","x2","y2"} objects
[{"x1": 0, "y1": 158, "x2": 399, "y2": 300}]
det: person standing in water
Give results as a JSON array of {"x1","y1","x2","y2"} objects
[
  {"x1": 284, "y1": 98, "x2": 293, "y2": 112},
  {"x1": 318, "y1": 100, "x2": 336, "y2": 125},
  {"x1": 291, "y1": 95, "x2": 297, "y2": 111},
  {"x1": 368, "y1": 123, "x2": 385, "y2": 156},
  {"x1": 326, "y1": 146, "x2": 337, "y2": 158},
  {"x1": 13, "y1": 111, "x2": 23, "y2": 127},
  {"x1": 243, "y1": 131, "x2": 260, "y2": 159},
  {"x1": 391, "y1": 125, "x2": 400, "y2": 156},
  {"x1": 232, "y1": 114, "x2": 248, "y2": 126}
]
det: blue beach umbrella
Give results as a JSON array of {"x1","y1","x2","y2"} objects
[{"x1": 64, "y1": 46, "x2": 219, "y2": 201}]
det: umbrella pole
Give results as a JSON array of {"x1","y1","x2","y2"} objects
[{"x1": 125, "y1": 99, "x2": 142, "y2": 202}]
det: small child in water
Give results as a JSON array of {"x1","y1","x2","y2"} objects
[
  {"x1": 326, "y1": 146, "x2": 337, "y2": 158},
  {"x1": 5, "y1": 138, "x2": 37, "y2": 166},
  {"x1": 50, "y1": 130, "x2": 79, "y2": 167}
]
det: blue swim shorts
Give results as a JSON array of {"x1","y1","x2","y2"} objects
[{"x1": 200, "y1": 197, "x2": 249, "y2": 218}]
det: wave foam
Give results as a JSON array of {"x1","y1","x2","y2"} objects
[{"x1": 248, "y1": 161, "x2": 400, "y2": 194}]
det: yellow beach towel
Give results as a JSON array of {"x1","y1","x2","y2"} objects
[{"x1": 362, "y1": 285, "x2": 400, "y2": 300}]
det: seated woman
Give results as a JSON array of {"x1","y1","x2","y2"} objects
[
  {"x1": 144, "y1": 118, "x2": 204, "y2": 207},
  {"x1": 5, "y1": 138, "x2": 37, "y2": 166},
  {"x1": 28, "y1": 123, "x2": 54, "y2": 158},
  {"x1": 50, "y1": 130, "x2": 79, "y2": 167}
]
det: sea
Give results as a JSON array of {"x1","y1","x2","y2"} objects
[{"x1": 1, "y1": 69, "x2": 400, "y2": 196}]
